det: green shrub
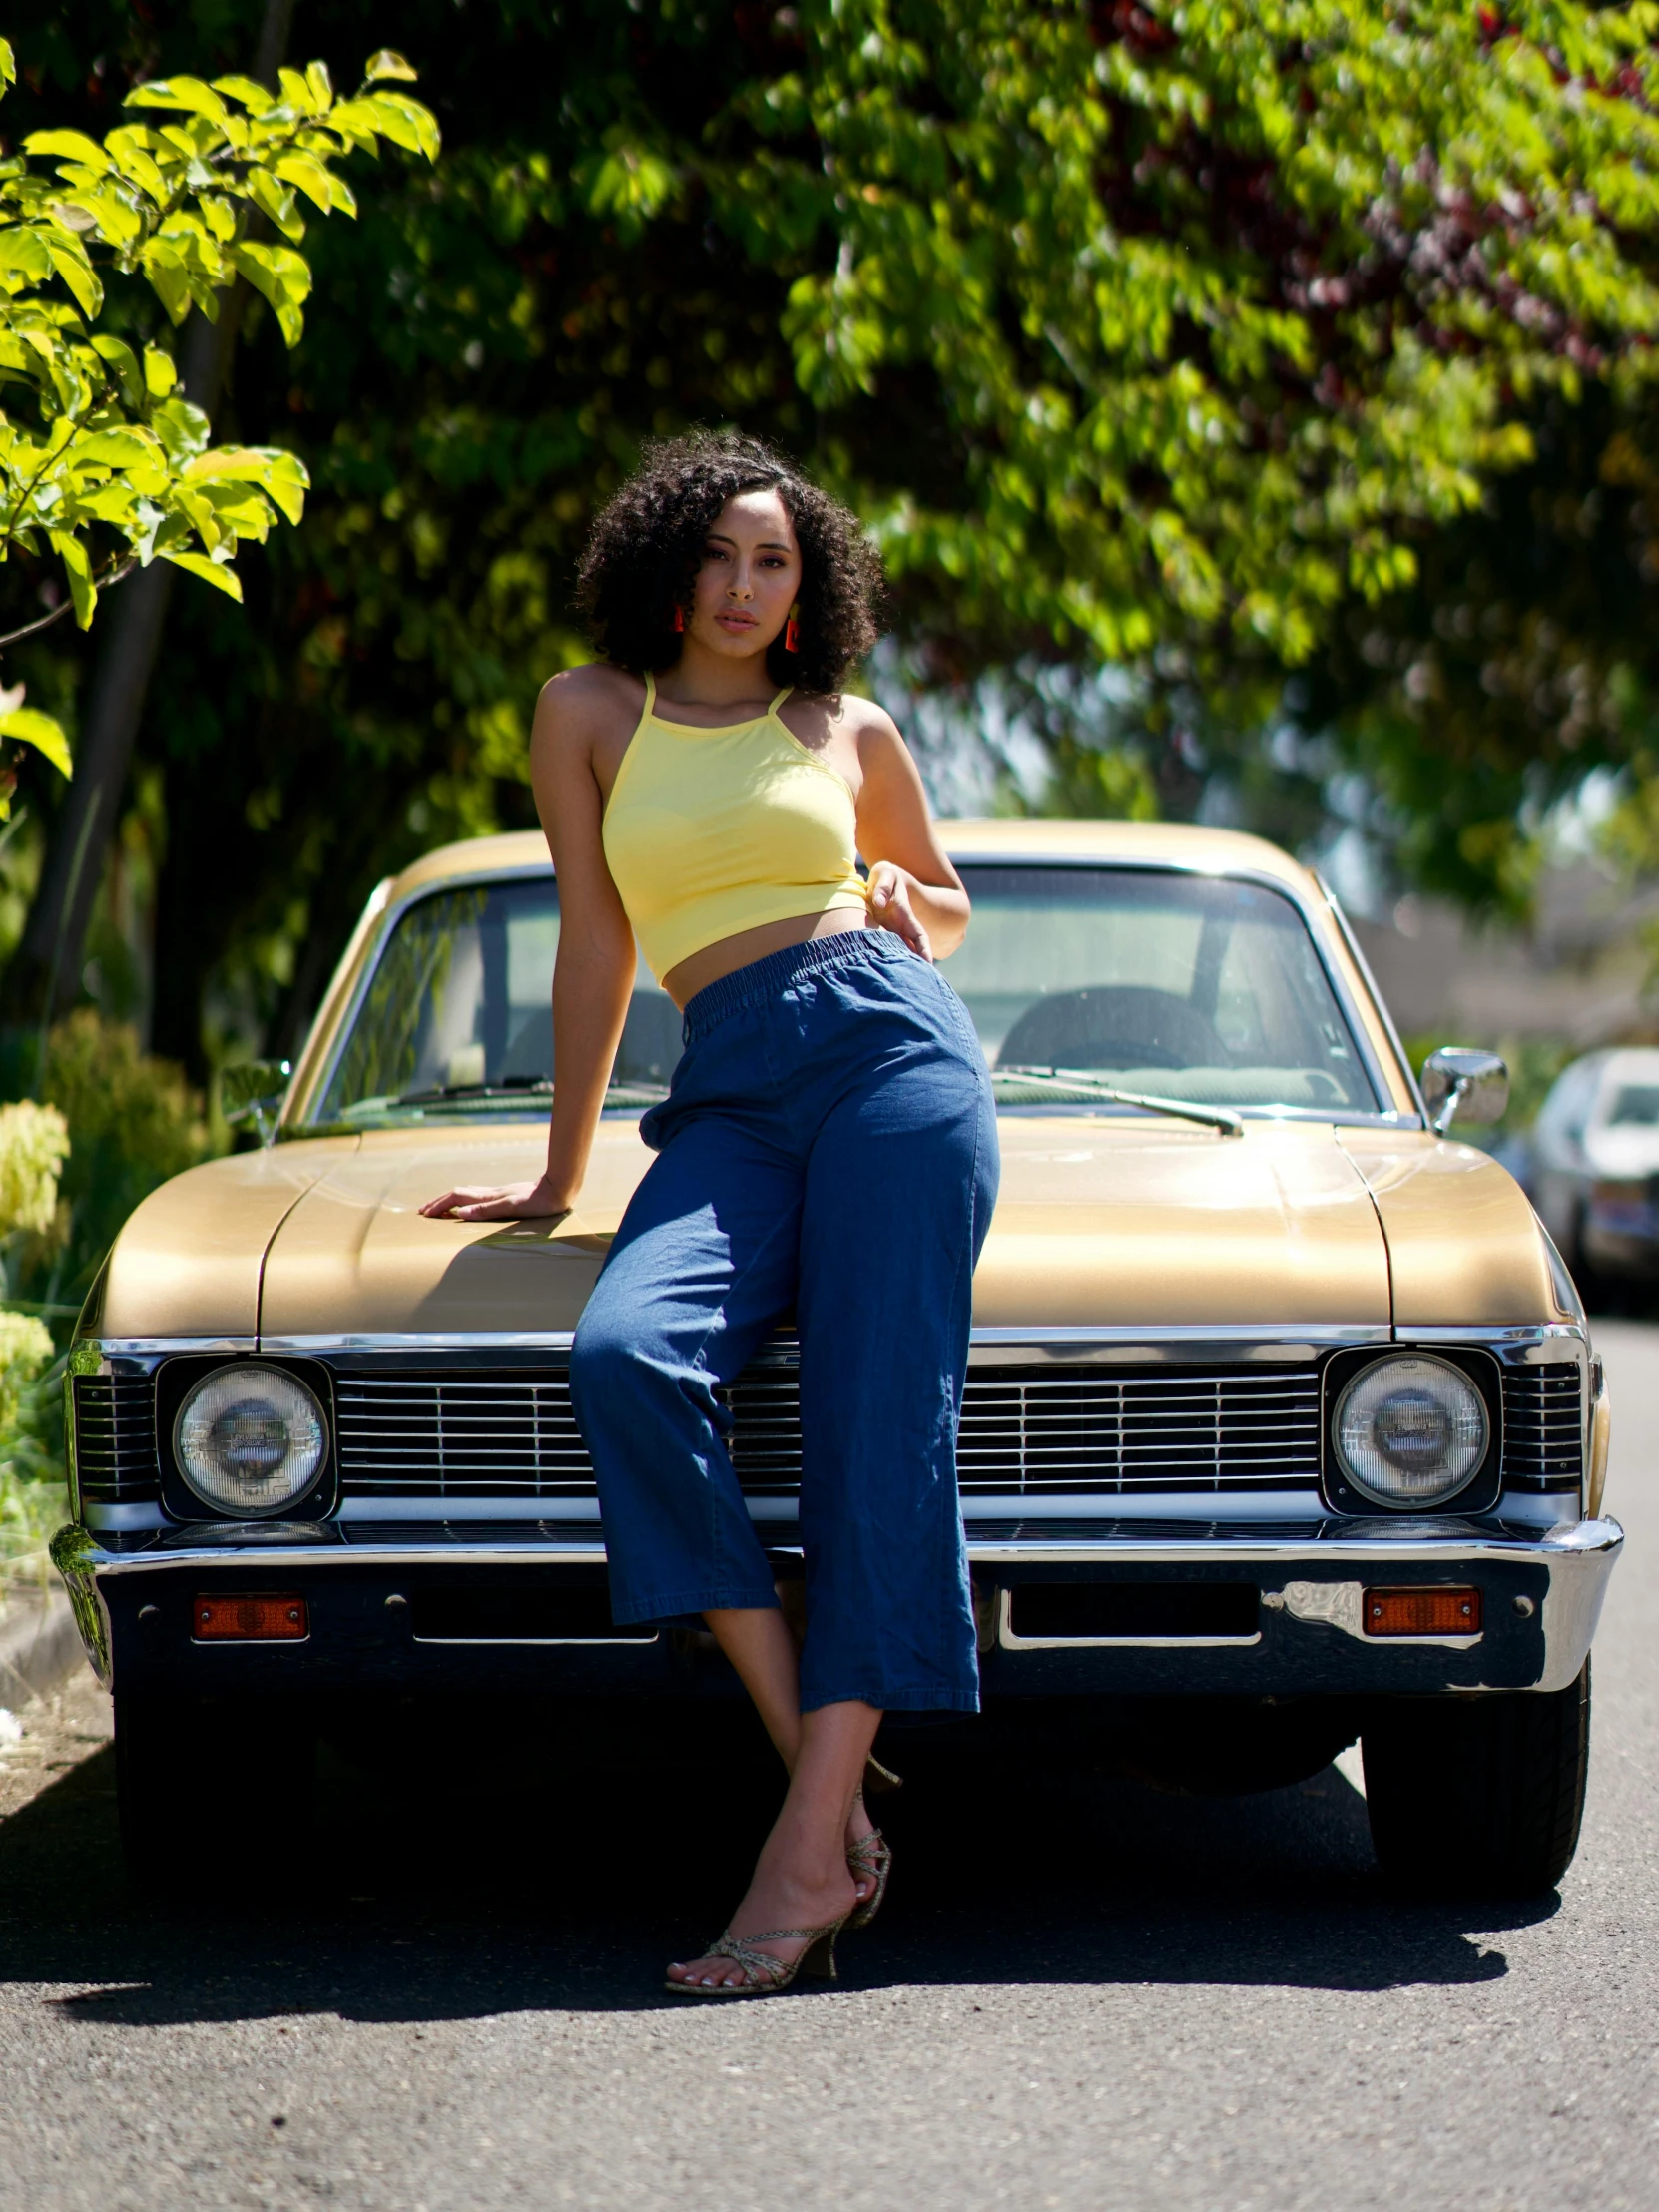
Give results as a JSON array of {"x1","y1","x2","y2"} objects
[
  {"x1": 0, "y1": 1101, "x2": 69, "y2": 1580},
  {"x1": 21, "y1": 1010, "x2": 214, "y2": 1315}
]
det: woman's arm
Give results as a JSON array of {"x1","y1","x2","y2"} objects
[
  {"x1": 852, "y1": 709, "x2": 971, "y2": 962},
  {"x1": 420, "y1": 674, "x2": 636, "y2": 1223}
]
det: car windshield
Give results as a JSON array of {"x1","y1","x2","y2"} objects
[
  {"x1": 313, "y1": 878, "x2": 680, "y2": 1125},
  {"x1": 310, "y1": 864, "x2": 1381, "y2": 1125},
  {"x1": 1606, "y1": 1083, "x2": 1659, "y2": 1128},
  {"x1": 951, "y1": 866, "x2": 1378, "y2": 1113}
]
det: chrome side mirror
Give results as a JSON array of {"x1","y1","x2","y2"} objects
[
  {"x1": 222, "y1": 1058, "x2": 291, "y2": 1147},
  {"x1": 1420, "y1": 1047, "x2": 1508, "y2": 1135}
]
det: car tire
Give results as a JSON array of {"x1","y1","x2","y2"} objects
[
  {"x1": 1361, "y1": 1663, "x2": 1590, "y2": 1898},
  {"x1": 115, "y1": 1690, "x2": 316, "y2": 1891}
]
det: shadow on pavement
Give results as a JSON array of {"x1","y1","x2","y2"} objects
[{"x1": 0, "y1": 1698, "x2": 1555, "y2": 2026}]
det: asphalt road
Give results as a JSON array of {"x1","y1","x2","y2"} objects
[{"x1": 2, "y1": 1329, "x2": 1657, "y2": 2212}]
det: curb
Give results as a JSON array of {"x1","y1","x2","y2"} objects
[{"x1": 0, "y1": 1590, "x2": 86, "y2": 1709}]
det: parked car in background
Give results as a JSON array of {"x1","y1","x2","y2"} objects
[
  {"x1": 1528, "y1": 1048, "x2": 1659, "y2": 1287},
  {"x1": 54, "y1": 823, "x2": 1619, "y2": 1900}
]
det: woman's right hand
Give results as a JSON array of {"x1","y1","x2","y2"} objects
[{"x1": 418, "y1": 1175, "x2": 573, "y2": 1224}]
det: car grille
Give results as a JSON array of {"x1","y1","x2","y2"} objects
[
  {"x1": 332, "y1": 1364, "x2": 1327, "y2": 1501},
  {"x1": 71, "y1": 1375, "x2": 159, "y2": 1501},
  {"x1": 334, "y1": 1375, "x2": 592, "y2": 1496},
  {"x1": 69, "y1": 1355, "x2": 1587, "y2": 1510},
  {"x1": 1501, "y1": 1364, "x2": 1584, "y2": 1490}
]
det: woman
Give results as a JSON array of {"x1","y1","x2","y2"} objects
[{"x1": 421, "y1": 431, "x2": 998, "y2": 1995}]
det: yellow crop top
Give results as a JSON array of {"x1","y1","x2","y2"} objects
[{"x1": 601, "y1": 675, "x2": 868, "y2": 983}]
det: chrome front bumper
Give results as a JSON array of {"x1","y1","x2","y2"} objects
[{"x1": 53, "y1": 1513, "x2": 1622, "y2": 1703}]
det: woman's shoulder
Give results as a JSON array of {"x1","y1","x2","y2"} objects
[
  {"x1": 539, "y1": 661, "x2": 646, "y2": 717},
  {"x1": 534, "y1": 663, "x2": 648, "y2": 752},
  {"x1": 787, "y1": 688, "x2": 901, "y2": 744}
]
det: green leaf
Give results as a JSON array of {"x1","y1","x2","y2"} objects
[
  {"x1": 358, "y1": 92, "x2": 441, "y2": 162},
  {"x1": 274, "y1": 152, "x2": 338, "y2": 213},
  {"x1": 22, "y1": 130, "x2": 111, "y2": 171},
  {"x1": 150, "y1": 395, "x2": 211, "y2": 465},
  {"x1": 47, "y1": 531, "x2": 96, "y2": 628},
  {"x1": 363, "y1": 50, "x2": 419, "y2": 84},
  {"x1": 212, "y1": 75, "x2": 277, "y2": 111},
  {"x1": 0, "y1": 229, "x2": 51, "y2": 280},
  {"x1": 142, "y1": 345, "x2": 178, "y2": 399},
  {"x1": 139, "y1": 241, "x2": 193, "y2": 324},
  {"x1": 103, "y1": 131, "x2": 171, "y2": 205},
  {"x1": 44, "y1": 237, "x2": 102, "y2": 319},
  {"x1": 230, "y1": 240, "x2": 312, "y2": 346},
  {"x1": 0, "y1": 39, "x2": 15, "y2": 93},
  {"x1": 160, "y1": 549, "x2": 244, "y2": 600},
  {"x1": 73, "y1": 426, "x2": 162, "y2": 468},
  {"x1": 0, "y1": 708, "x2": 72, "y2": 781},
  {"x1": 89, "y1": 333, "x2": 144, "y2": 408},
  {"x1": 247, "y1": 167, "x2": 305, "y2": 240},
  {"x1": 124, "y1": 76, "x2": 231, "y2": 130}
]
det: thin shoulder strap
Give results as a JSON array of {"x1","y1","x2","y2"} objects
[
  {"x1": 768, "y1": 684, "x2": 794, "y2": 715},
  {"x1": 640, "y1": 671, "x2": 658, "y2": 718}
]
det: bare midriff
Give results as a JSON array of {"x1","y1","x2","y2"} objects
[{"x1": 662, "y1": 907, "x2": 868, "y2": 1010}]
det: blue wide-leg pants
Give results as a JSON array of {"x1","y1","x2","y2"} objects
[{"x1": 569, "y1": 928, "x2": 999, "y2": 1713}]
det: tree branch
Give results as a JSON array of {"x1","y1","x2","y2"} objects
[{"x1": 0, "y1": 559, "x2": 139, "y2": 657}]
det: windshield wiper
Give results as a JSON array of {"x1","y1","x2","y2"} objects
[
  {"x1": 393, "y1": 1077, "x2": 553, "y2": 1106},
  {"x1": 994, "y1": 1065, "x2": 1244, "y2": 1138},
  {"x1": 389, "y1": 1074, "x2": 669, "y2": 1109}
]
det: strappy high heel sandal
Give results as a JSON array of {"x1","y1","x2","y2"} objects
[
  {"x1": 665, "y1": 1913, "x2": 850, "y2": 1998},
  {"x1": 845, "y1": 1811, "x2": 891, "y2": 1932}
]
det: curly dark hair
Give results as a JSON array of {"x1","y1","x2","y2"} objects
[{"x1": 575, "y1": 430, "x2": 883, "y2": 694}]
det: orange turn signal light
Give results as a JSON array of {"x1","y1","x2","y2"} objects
[
  {"x1": 1363, "y1": 1586, "x2": 1480, "y2": 1637},
  {"x1": 192, "y1": 1594, "x2": 308, "y2": 1642}
]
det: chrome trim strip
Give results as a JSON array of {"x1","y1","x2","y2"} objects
[
  {"x1": 337, "y1": 1496, "x2": 601, "y2": 1522},
  {"x1": 334, "y1": 1490, "x2": 1331, "y2": 1526},
  {"x1": 83, "y1": 1339, "x2": 256, "y2": 1359},
  {"x1": 87, "y1": 1325, "x2": 1581, "y2": 1365},
  {"x1": 1407, "y1": 1324, "x2": 1586, "y2": 1360},
  {"x1": 964, "y1": 1326, "x2": 1389, "y2": 1365},
  {"x1": 414, "y1": 1633, "x2": 660, "y2": 1648},
  {"x1": 265, "y1": 1333, "x2": 579, "y2": 1354},
  {"x1": 78, "y1": 1517, "x2": 1621, "y2": 1572},
  {"x1": 1313, "y1": 868, "x2": 1428, "y2": 1124},
  {"x1": 84, "y1": 1502, "x2": 168, "y2": 1532},
  {"x1": 995, "y1": 1586, "x2": 1261, "y2": 1651},
  {"x1": 241, "y1": 1326, "x2": 1398, "y2": 1362},
  {"x1": 1496, "y1": 1490, "x2": 1581, "y2": 1526},
  {"x1": 957, "y1": 1490, "x2": 1330, "y2": 1521}
]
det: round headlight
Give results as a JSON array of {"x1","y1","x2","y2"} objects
[
  {"x1": 1333, "y1": 1355, "x2": 1488, "y2": 1508},
  {"x1": 173, "y1": 1364, "x2": 327, "y2": 1518}
]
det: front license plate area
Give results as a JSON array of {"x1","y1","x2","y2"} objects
[
  {"x1": 1006, "y1": 1581, "x2": 1259, "y2": 1643},
  {"x1": 411, "y1": 1587, "x2": 656, "y2": 1644}
]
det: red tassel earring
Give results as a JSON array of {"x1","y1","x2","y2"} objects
[
  {"x1": 672, "y1": 605, "x2": 685, "y2": 634},
  {"x1": 784, "y1": 604, "x2": 801, "y2": 654}
]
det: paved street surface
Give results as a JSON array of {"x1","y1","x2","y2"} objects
[{"x1": 2, "y1": 1329, "x2": 1656, "y2": 2212}]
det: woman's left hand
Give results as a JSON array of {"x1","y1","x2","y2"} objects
[{"x1": 865, "y1": 861, "x2": 933, "y2": 961}]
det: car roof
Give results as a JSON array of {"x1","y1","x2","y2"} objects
[
  {"x1": 382, "y1": 818, "x2": 1326, "y2": 907},
  {"x1": 1595, "y1": 1049, "x2": 1659, "y2": 1083}
]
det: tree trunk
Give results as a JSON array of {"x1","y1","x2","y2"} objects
[{"x1": 0, "y1": 0, "x2": 295, "y2": 1054}]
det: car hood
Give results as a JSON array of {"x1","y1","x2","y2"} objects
[{"x1": 97, "y1": 1115, "x2": 1565, "y2": 1343}]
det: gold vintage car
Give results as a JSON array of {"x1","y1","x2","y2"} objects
[{"x1": 54, "y1": 820, "x2": 1620, "y2": 1893}]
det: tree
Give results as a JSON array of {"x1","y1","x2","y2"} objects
[
  {"x1": 12, "y1": 0, "x2": 1659, "y2": 1079},
  {"x1": 0, "y1": 29, "x2": 437, "y2": 1022}
]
